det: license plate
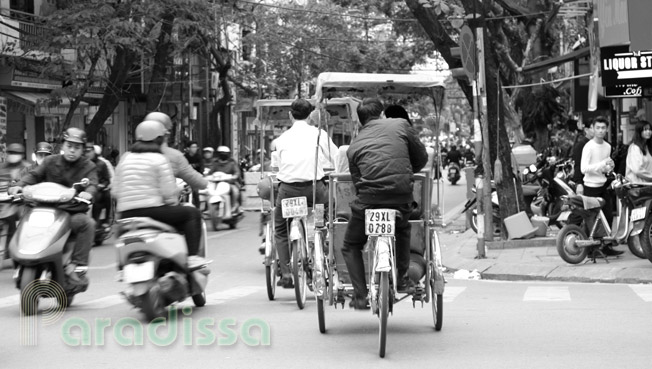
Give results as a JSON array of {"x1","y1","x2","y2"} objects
[
  {"x1": 632, "y1": 207, "x2": 647, "y2": 222},
  {"x1": 558, "y1": 211, "x2": 571, "y2": 222},
  {"x1": 365, "y1": 209, "x2": 396, "y2": 236},
  {"x1": 123, "y1": 261, "x2": 155, "y2": 283},
  {"x1": 281, "y1": 197, "x2": 308, "y2": 219}
]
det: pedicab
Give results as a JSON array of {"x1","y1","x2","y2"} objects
[
  {"x1": 254, "y1": 98, "x2": 360, "y2": 308},
  {"x1": 310, "y1": 72, "x2": 446, "y2": 358}
]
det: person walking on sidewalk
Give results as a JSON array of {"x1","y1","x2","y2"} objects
[
  {"x1": 342, "y1": 97, "x2": 428, "y2": 310},
  {"x1": 625, "y1": 120, "x2": 652, "y2": 183},
  {"x1": 580, "y1": 116, "x2": 622, "y2": 256}
]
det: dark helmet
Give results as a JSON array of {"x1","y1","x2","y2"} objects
[
  {"x1": 7, "y1": 143, "x2": 25, "y2": 154},
  {"x1": 35, "y1": 142, "x2": 53, "y2": 155},
  {"x1": 62, "y1": 127, "x2": 87, "y2": 144}
]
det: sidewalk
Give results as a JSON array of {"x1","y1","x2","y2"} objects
[{"x1": 438, "y1": 205, "x2": 652, "y2": 284}]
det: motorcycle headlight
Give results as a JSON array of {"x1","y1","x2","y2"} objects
[
  {"x1": 529, "y1": 164, "x2": 537, "y2": 172},
  {"x1": 523, "y1": 168, "x2": 529, "y2": 175},
  {"x1": 556, "y1": 171, "x2": 565, "y2": 179}
]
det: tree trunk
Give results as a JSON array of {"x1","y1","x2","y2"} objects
[
  {"x1": 85, "y1": 47, "x2": 138, "y2": 141},
  {"x1": 146, "y1": 11, "x2": 175, "y2": 112}
]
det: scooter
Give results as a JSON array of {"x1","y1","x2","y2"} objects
[
  {"x1": 115, "y1": 214, "x2": 211, "y2": 321},
  {"x1": 447, "y1": 162, "x2": 461, "y2": 185},
  {"x1": 10, "y1": 180, "x2": 92, "y2": 315},
  {"x1": 625, "y1": 180, "x2": 652, "y2": 262},
  {"x1": 202, "y1": 171, "x2": 244, "y2": 231}
]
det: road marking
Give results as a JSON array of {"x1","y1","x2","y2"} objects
[
  {"x1": 523, "y1": 286, "x2": 570, "y2": 301},
  {"x1": 0, "y1": 294, "x2": 18, "y2": 309},
  {"x1": 629, "y1": 285, "x2": 652, "y2": 302},
  {"x1": 443, "y1": 286, "x2": 466, "y2": 302},
  {"x1": 76, "y1": 294, "x2": 125, "y2": 309}
]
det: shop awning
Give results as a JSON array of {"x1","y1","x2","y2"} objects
[{"x1": 4, "y1": 91, "x2": 88, "y2": 116}]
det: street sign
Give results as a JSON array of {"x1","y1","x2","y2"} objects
[{"x1": 459, "y1": 25, "x2": 476, "y2": 80}]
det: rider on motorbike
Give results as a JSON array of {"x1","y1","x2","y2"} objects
[
  {"x1": 113, "y1": 120, "x2": 209, "y2": 268},
  {"x1": 143, "y1": 112, "x2": 208, "y2": 196},
  {"x1": 202, "y1": 147, "x2": 216, "y2": 174},
  {"x1": 84, "y1": 143, "x2": 112, "y2": 228},
  {"x1": 10, "y1": 128, "x2": 97, "y2": 286},
  {"x1": 207, "y1": 146, "x2": 243, "y2": 216},
  {"x1": 22, "y1": 142, "x2": 53, "y2": 176},
  {"x1": 445, "y1": 145, "x2": 462, "y2": 168}
]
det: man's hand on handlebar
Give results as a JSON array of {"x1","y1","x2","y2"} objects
[
  {"x1": 8, "y1": 186, "x2": 21, "y2": 196},
  {"x1": 78, "y1": 191, "x2": 93, "y2": 202}
]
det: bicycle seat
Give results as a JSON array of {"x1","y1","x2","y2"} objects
[
  {"x1": 567, "y1": 195, "x2": 604, "y2": 210},
  {"x1": 117, "y1": 217, "x2": 177, "y2": 234}
]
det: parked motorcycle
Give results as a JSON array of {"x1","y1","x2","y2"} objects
[
  {"x1": 115, "y1": 215, "x2": 210, "y2": 321},
  {"x1": 447, "y1": 162, "x2": 461, "y2": 185},
  {"x1": 625, "y1": 180, "x2": 652, "y2": 261},
  {"x1": 10, "y1": 180, "x2": 92, "y2": 315},
  {"x1": 201, "y1": 171, "x2": 244, "y2": 231},
  {"x1": 529, "y1": 157, "x2": 576, "y2": 228}
]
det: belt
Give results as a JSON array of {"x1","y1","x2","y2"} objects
[{"x1": 280, "y1": 178, "x2": 326, "y2": 187}]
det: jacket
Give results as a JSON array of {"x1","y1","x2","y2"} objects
[
  {"x1": 161, "y1": 144, "x2": 208, "y2": 190},
  {"x1": 347, "y1": 117, "x2": 428, "y2": 205},
  {"x1": 113, "y1": 152, "x2": 178, "y2": 213},
  {"x1": 16, "y1": 155, "x2": 98, "y2": 213}
]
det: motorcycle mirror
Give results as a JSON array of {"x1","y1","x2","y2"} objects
[{"x1": 75, "y1": 178, "x2": 90, "y2": 188}]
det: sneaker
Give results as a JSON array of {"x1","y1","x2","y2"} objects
[
  {"x1": 396, "y1": 274, "x2": 416, "y2": 294},
  {"x1": 187, "y1": 255, "x2": 212, "y2": 269},
  {"x1": 349, "y1": 296, "x2": 370, "y2": 310},
  {"x1": 276, "y1": 275, "x2": 293, "y2": 289}
]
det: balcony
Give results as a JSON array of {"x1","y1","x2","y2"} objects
[{"x1": 0, "y1": 8, "x2": 50, "y2": 56}]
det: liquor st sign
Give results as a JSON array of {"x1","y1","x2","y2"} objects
[{"x1": 601, "y1": 45, "x2": 652, "y2": 87}]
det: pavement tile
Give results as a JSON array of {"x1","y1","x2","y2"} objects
[{"x1": 481, "y1": 263, "x2": 557, "y2": 281}]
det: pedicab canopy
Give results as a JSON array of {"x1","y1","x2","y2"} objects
[{"x1": 314, "y1": 72, "x2": 446, "y2": 101}]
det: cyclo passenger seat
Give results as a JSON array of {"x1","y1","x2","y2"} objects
[{"x1": 116, "y1": 217, "x2": 177, "y2": 236}]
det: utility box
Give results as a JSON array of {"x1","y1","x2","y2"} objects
[
  {"x1": 504, "y1": 211, "x2": 537, "y2": 240},
  {"x1": 530, "y1": 216, "x2": 550, "y2": 237}
]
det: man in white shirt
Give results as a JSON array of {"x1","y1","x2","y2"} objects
[
  {"x1": 580, "y1": 116, "x2": 622, "y2": 256},
  {"x1": 273, "y1": 99, "x2": 338, "y2": 288}
]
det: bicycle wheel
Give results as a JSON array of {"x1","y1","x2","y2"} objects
[
  {"x1": 264, "y1": 224, "x2": 277, "y2": 301},
  {"x1": 314, "y1": 230, "x2": 326, "y2": 333},
  {"x1": 291, "y1": 224, "x2": 307, "y2": 309},
  {"x1": 378, "y1": 271, "x2": 389, "y2": 358}
]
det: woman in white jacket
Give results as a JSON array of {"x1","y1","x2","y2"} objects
[
  {"x1": 626, "y1": 120, "x2": 652, "y2": 183},
  {"x1": 113, "y1": 120, "x2": 206, "y2": 266}
]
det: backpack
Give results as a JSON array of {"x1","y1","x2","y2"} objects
[{"x1": 612, "y1": 144, "x2": 629, "y2": 176}]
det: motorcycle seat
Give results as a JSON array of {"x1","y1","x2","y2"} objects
[
  {"x1": 117, "y1": 217, "x2": 177, "y2": 234},
  {"x1": 567, "y1": 195, "x2": 604, "y2": 210},
  {"x1": 522, "y1": 185, "x2": 539, "y2": 197}
]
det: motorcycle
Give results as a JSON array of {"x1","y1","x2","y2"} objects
[
  {"x1": 115, "y1": 214, "x2": 211, "y2": 321},
  {"x1": 447, "y1": 162, "x2": 461, "y2": 185},
  {"x1": 625, "y1": 180, "x2": 652, "y2": 261},
  {"x1": 201, "y1": 171, "x2": 244, "y2": 231},
  {"x1": 529, "y1": 157, "x2": 576, "y2": 228},
  {"x1": 10, "y1": 180, "x2": 92, "y2": 315}
]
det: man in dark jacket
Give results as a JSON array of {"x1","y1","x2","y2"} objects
[
  {"x1": 208, "y1": 146, "x2": 243, "y2": 215},
  {"x1": 85, "y1": 142, "x2": 111, "y2": 227},
  {"x1": 10, "y1": 128, "x2": 97, "y2": 288},
  {"x1": 343, "y1": 98, "x2": 429, "y2": 310}
]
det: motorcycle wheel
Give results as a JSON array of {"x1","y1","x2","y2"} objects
[
  {"x1": 470, "y1": 210, "x2": 501, "y2": 236},
  {"x1": 57, "y1": 293, "x2": 74, "y2": 309},
  {"x1": 556, "y1": 225, "x2": 588, "y2": 264},
  {"x1": 141, "y1": 284, "x2": 167, "y2": 321},
  {"x1": 628, "y1": 235, "x2": 646, "y2": 259},
  {"x1": 210, "y1": 203, "x2": 222, "y2": 231},
  {"x1": 192, "y1": 292, "x2": 206, "y2": 307},
  {"x1": 19, "y1": 267, "x2": 39, "y2": 316},
  {"x1": 640, "y1": 216, "x2": 652, "y2": 263}
]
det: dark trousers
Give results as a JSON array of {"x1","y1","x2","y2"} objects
[
  {"x1": 583, "y1": 183, "x2": 613, "y2": 226},
  {"x1": 274, "y1": 181, "x2": 328, "y2": 276},
  {"x1": 70, "y1": 213, "x2": 95, "y2": 266},
  {"x1": 342, "y1": 200, "x2": 412, "y2": 299},
  {"x1": 92, "y1": 190, "x2": 112, "y2": 223},
  {"x1": 121, "y1": 205, "x2": 203, "y2": 255}
]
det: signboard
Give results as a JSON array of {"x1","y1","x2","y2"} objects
[
  {"x1": 605, "y1": 84, "x2": 644, "y2": 97},
  {"x1": 459, "y1": 25, "x2": 476, "y2": 80},
  {"x1": 595, "y1": 0, "x2": 629, "y2": 48},
  {"x1": 600, "y1": 45, "x2": 652, "y2": 87}
]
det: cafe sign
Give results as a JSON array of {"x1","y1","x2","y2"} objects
[{"x1": 601, "y1": 45, "x2": 652, "y2": 87}]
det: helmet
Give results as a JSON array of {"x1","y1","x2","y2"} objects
[
  {"x1": 217, "y1": 146, "x2": 231, "y2": 153},
  {"x1": 135, "y1": 120, "x2": 167, "y2": 141},
  {"x1": 144, "y1": 112, "x2": 172, "y2": 131},
  {"x1": 7, "y1": 143, "x2": 25, "y2": 154},
  {"x1": 257, "y1": 178, "x2": 272, "y2": 200},
  {"x1": 62, "y1": 127, "x2": 87, "y2": 144},
  {"x1": 35, "y1": 142, "x2": 53, "y2": 154},
  {"x1": 202, "y1": 147, "x2": 214, "y2": 153},
  {"x1": 93, "y1": 145, "x2": 102, "y2": 156}
]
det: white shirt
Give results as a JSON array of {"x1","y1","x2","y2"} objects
[
  {"x1": 580, "y1": 139, "x2": 611, "y2": 188},
  {"x1": 626, "y1": 144, "x2": 652, "y2": 182},
  {"x1": 274, "y1": 120, "x2": 338, "y2": 183}
]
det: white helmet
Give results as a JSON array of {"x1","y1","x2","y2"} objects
[
  {"x1": 144, "y1": 112, "x2": 172, "y2": 132},
  {"x1": 135, "y1": 120, "x2": 167, "y2": 141},
  {"x1": 217, "y1": 146, "x2": 230, "y2": 153}
]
